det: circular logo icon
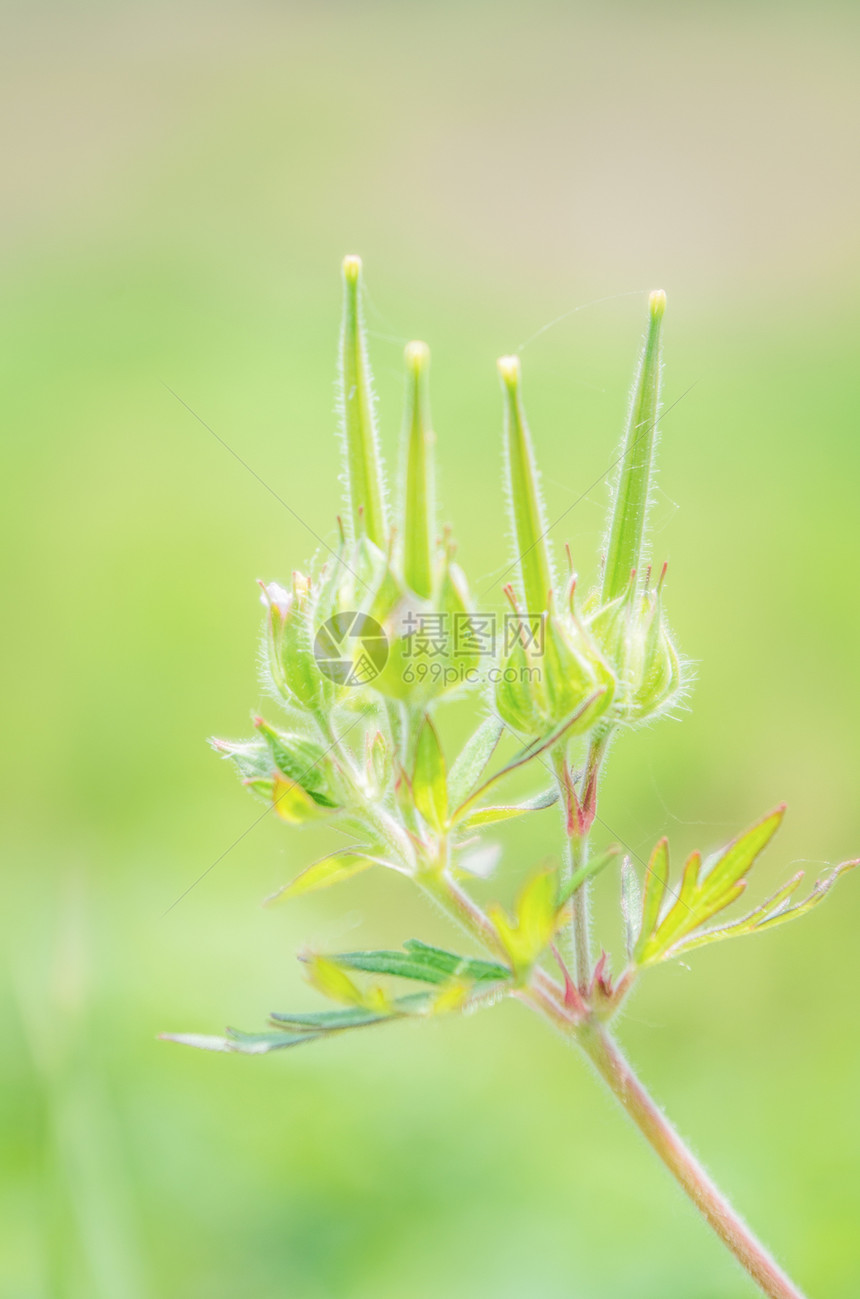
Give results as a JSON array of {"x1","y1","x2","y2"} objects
[{"x1": 313, "y1": 611, "x2": 389, "y2": 686}]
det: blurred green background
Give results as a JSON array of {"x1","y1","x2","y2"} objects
[{"x1": 2, "y1": 2, "x2": 859, "y2": 1295}]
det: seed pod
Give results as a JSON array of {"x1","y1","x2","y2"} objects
[
  {"x1": 401, "y1": 340, "x2": 436, "y2": 600},
  {"x1": 588, "y1": 566, "x2": 683, "y2": 724},
  {"x1": 498, "y1": 354, "x2": 554, "y2": 616},
  {"x1": 602, "y1": 290, "x2": 666, "y2": 603},
  {"x1": 495, "y1": 595, "x2": 614, "y2": 738},
  {"x1": 338, "y1": 255, "x2": 388, "y2": 548}
]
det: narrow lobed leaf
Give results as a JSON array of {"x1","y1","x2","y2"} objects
[
  {"x1": 556, "y1": 844, "x2": 622, "y2": 909},
  {"x1": 455, "y1": 691, "x2": 606, "y2": 821},
  {"x1": 672, "y1": 859, "x2": 858, "y2": 957},
  {"x1": 634, "y1": 837, "x2": 669, "y2": 961},
  {"x1": 699, "y1": 805, "x2": 785, "y2": 898},
  {"x1": 330, "y1": 940, "x2": 510, "y2": 986},
  {"x1": 413, "y1": 715, "x2": 448, "y2": 830},
  {"x1": 265, "y1": 849, "x2": 387, "y2": 905},
  {"x1": 489, "y1": 869, "x2": 558, "y2": 979},
  {"x1": 620, "y1": 857, "x2": 641, "y2": 961},
  {"x1": 447, "y1": 716, "x2": 504, "y2": 808},
  {"x1": 458, "y1": 787, "x2": 558, "y2": 830},
  {"x1": 160, "y1": 1029, "x2": 322, "y2": 1055},
  {"x1": 271, "y1": 991, "x2": 432, "y2": 1032}
]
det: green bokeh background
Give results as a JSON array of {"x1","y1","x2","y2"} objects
[{"x1": 3, "y1": 4, "x2": 859, "y2": 1296}]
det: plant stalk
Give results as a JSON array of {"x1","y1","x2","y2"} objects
[
  {"x1": 567, "y1": 831, "x2": 590, "y2": 988},
  {"x1": 554, "y1": 734, "x2": 608, "y2": 990},
  {"x1": 428, "y1": 871, "x2": 806, "y2": 1299},
  {"x1": 578, "y1": 1020, "x2": 807, "y2": 1299}
]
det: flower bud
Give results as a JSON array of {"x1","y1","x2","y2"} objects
[
  {"x1": 211, "y1": 720, "x2": 341, "y2": 824},
  {"x1": 260, "y1": 573, "x2": 327, "y2": 710}
]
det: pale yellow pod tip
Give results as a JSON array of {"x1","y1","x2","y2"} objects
[
  {"x1": 649, "y1": 289, "x2": 667, "y2": 320},
  {"x1": 497, "y1": 354, "x2": 521, "y2": 388},
  {"x1": 405, "y1": 340, "x2": 430, "y2": 372},
  {"x1": 342, "y1": 254, "x2": 362, "y2": 284}
]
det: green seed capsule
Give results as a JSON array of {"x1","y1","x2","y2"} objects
[{"x1": 495, "y1": 601, "x2": 614, "y2": 738}]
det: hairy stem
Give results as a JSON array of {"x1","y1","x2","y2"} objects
[
  {"x1": 578, "y1": 1021, "x2": 807, "y2": 1299},
  {"x1": 554, "y1": 735, "x2": 609, "y2": 990},
  {"x1": 425, "y1": 857, "x2": 805, "y2": 1297}
]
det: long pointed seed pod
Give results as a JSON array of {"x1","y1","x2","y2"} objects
[
  {"x1": 337, "y1": 255, "x2": 388, "y2": 548},
  {"x1": 498, "y1": 354, "x2": 554, "y2": 614},
  {"x1": 401, "y1": 341, "x2": 435, "y2": 599},
  {"x1": 601, "y1": 290, "x2": 666, "y2": 603}
]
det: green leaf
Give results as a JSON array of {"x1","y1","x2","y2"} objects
[
  {"x1": 401, "y1": 341, "x2": 435, "y2": 599},
  {"x1": 413, "y1": 715, "x2": 448, "y2": 830},
  {"x1": 329, "y1": 940, "x2": 510, "y2": 986},
  {"x1": 304, "y1": 953, "x2": 397, "y2": 1014},
  {"x1": 338, "y1": 255, "x2": 388, "y2": 547},
  {"x1": 633, "y1": 837, "x2": 669, "y2": 962},
  {"x1": 271, "y1": 993, "x2": 431, "y2": 1032},
  {"x1": 458, "y1": 787, "x2": 558, "y2": 830},
  {"x1": 163, "y1": 992, "x2": 439, "y2": 1055},
  {"x1": 453, "y1": 693, "x2": 606, "y2": 822},
  {"x1": 701, "y1": 806, "x2": 785, "y2": 895},
  {"x1": 556, "y1": 844, "x2": 622, "y2": 909},
  {"x1": 489, "y1": 869, "x2": 558, "y2": 979},
  {"x1": 602, "y1": 290, "x2": 665, "y2": 602},
  {"x1": 254, "y1": 719, "x2": 338, "y2": 807},
  {"x1": 160, "y1": 1029, "x2": 322, "y2": 1055},
  {"x1": 264, "y1": 849, "x2": 394, "y2": 904},
  {"x1": 498, "y1": 354, "x2": 554, "y2": 614},
  {"x1": 620, "y1": 857, "x2": 641, "y2": 960},
  {"x1": 447, "y1": 716, "x2": 504, "y2": 808},
  {"x1": 671, "y1": 859, "x2": 858, "y2": 957},
  {"x1": 635, "y1": 806, "x2": 802, "y2": 966}
]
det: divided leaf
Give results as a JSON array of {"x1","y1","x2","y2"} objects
[
  {"x1": 162, "y1": 935, "x2": 514, "y2": 1057},
  {"x1": 161, "y1": 991, "x2": 433, "y2": 1056},
  {"x1": 633, "y1": 807, "x2": 857, "y2": 966},
  {"x1": 329, "y1": 939, "x2": 510, "y2": 986},
  {"x1": 489, "y1": 870, "x2": 558, "y2": 980},
  {"x1": 674, "y1": 859, "x2": 858, "y2": 956}
]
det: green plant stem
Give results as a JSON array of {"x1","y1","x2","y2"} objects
[
  {"x1": 568, "y1": 831, "x2": 591, "y2": 989},
  {"x1": 430, "y1": 874, "x2": 805, "y2": 1299},
  {"x1": 554, "y1": 734, "x2": 609, "y2": 990},
  {"x1": 577, "y1": 1021, "x2": 807, "y2": 1299}
]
